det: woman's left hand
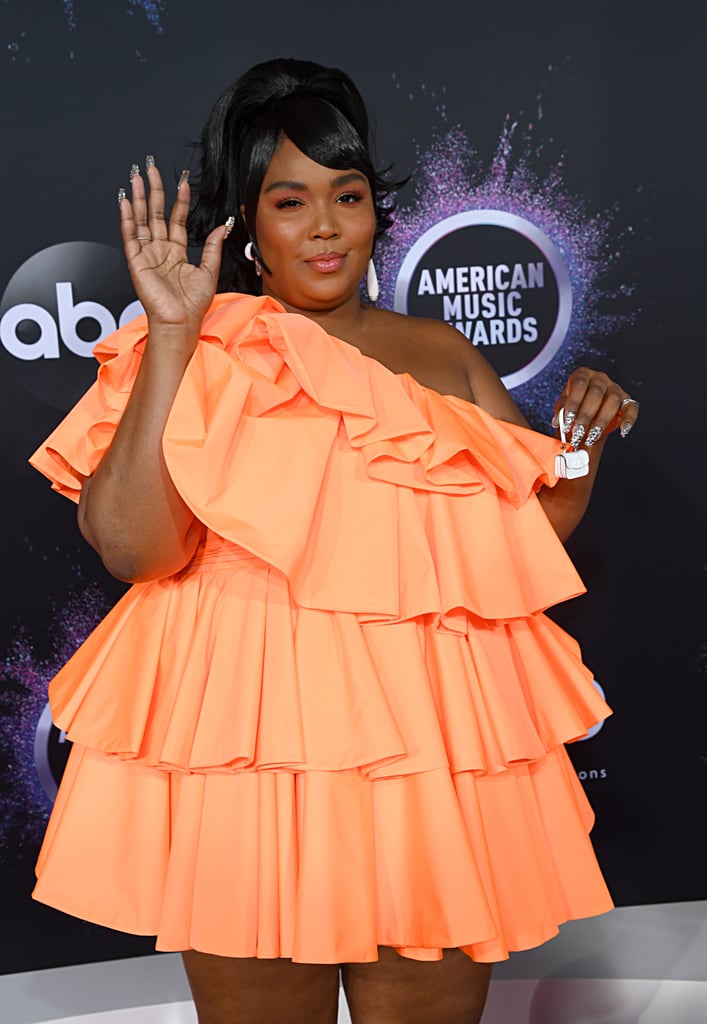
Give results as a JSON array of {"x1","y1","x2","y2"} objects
[{"x1": 552, "y1": 367, "x2": 640, "y2": 449}]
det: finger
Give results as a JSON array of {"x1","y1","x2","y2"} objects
[
  {"x1": 167, "y1": 170, "x2": 190, "y2": 250},
  {"x1": 118, "y1": 189, "x2": 143, "y2": 261},
  {"x1": 563, "y1": 370, "x2": 612, "y2": 447},
  {"x1": 129, "y1": 167, "x2": 151, "y2": 244},
  {"x1": 198, "y1": 215, "x2": 235, "y2": 283},
  {"x1": 144, "y1": 157, "x2": 169, "y2": 242},
  {"x1": 556, "y1": 368, "x2": 593, "y2": 436},
  {"x1": 582, "y1": 385, "x2": 625, "y2": 447},
  {"x1": 618, "y1": 398, "x2": 640, "y2": 438},
  {"x1": 551, "y1": 386, "x2": 570, "y2": 430}
]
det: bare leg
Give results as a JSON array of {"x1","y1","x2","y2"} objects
[
  {"x1": 182, "y1": 950, "x2": 340, "y2": 1024},
  {"x1": 342, "y1": 946, "x2": 492, "y2": 1024}
]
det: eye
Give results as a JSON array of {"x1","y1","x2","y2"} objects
[
  {"x1": 336, "y1": 190, "x2": 366, "y2": 204},
  {"x1": 275, "y1": 197, "x2": 304, "y2": 209}
]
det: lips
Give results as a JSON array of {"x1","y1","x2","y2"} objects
[{"x1": 305, "y1": 252, "x2": 345, "y2": 274}]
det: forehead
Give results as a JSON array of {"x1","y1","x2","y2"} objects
[{"x1": 261, "y1": 136, "x2": 367, "y2": 190}]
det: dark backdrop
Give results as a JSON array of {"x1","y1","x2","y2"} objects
[{"x1": 1, "y1": 0, "x2": 705, "y2": 973}]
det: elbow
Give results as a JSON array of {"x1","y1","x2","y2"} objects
[
  {"x1": 78, "y1": 508, "x2": 199, "y2": 583},
  {"x1": 87, "y1": 535, "x2": 194, "y2": 583},
  {"x1": 77, "y1": 477, "x2": 202, "y2": 581}
]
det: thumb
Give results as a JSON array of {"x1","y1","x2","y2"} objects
[{"x1": 199, "y1": 216, "x2": 236, "y2": 282}]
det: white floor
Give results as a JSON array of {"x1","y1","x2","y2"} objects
[
  {"x1": 5, "y1": 902, "x2": 707, "y2": 1024},
  {"x1": 27, "y1": 980, "x2": 707, "y2": 1024}
]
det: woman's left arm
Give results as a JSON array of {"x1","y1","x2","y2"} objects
[{"x1": 465, "y1": 350, "x2": 639, "y2": 542}]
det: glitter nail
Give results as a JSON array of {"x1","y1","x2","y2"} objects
[{"x1": 570, "y1": 424, "x2": 586, "y2": 448}]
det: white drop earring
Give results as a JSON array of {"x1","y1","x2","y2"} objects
[
  {"x1": 245, "y1": 240, "x2": 262, "y2": 276},
  {"x1": 366, "y1": 259, "x2": 379, "y2": 303}
]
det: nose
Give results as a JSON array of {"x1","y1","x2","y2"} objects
[{"x1": 309, "y1": 200, "x2": 340, "y2": 240}]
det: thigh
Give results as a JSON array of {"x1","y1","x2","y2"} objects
[
  {"x1": 341, "y1": 946, "x2": 492, "y2": 1024},
  {"x1": 182, "y1": 950, "x2": 340, "y2": 1024}
]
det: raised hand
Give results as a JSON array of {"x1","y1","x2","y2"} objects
[
  {"x1": 118, "y1": 157, "x2": 233, "y2": 338},
  {"x1": 552, "y1": 367, "x2": 640, "y2": 449}
]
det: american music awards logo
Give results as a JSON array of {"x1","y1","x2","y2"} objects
[
  {"x1": 377, "y1": 124, "x2": 635, "y2": 426},
  {"x1": 393, "y1": 210, "x2": 572, "y2": 389}
]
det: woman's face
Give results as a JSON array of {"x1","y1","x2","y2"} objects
[{"x1": 253, "y1": 136, "x2": 377, "y2": 313}]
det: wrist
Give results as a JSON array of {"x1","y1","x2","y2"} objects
[{"x1": 143, "y1": 322, "x2": 199, "y2": 363}]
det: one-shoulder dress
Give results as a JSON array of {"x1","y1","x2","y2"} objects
[{"x1": 29, "y1": 293, "x2": 613, "y2": 964}]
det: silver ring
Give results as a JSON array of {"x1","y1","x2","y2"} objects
[
  {"x1": 136, "y1": 235, "x2": 152, "y2": 242},
  {"x1": 620, "y1": 397, "x2": 639, "y2": 410}
]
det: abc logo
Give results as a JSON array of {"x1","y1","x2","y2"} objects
[{"x1": 0, "y1": 241, "x2": 143, "y2": 411}]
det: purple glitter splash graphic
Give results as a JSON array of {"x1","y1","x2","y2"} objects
[
  {"x1": 0, "y1": 579, "x2": 109, "y2": 856},
  {"x1": 126, "y1": 0, "x2": 167, "y2": 32},
  {"x1": 377, "y1": 118, "x2": 636, "y2": 427},
  {"x1": 63, "y1": 0, "x2": 166, "y2": 32},
  {"x1": 4, "y1": 1, "x2": 167, "y2": 62}
]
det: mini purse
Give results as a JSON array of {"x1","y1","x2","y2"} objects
[{"x1": 554, "y1": 408, "x2": 590, "y2": 479}]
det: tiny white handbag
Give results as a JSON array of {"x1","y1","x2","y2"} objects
[{"x1": 554, "y1": 408, "x2": 590, "y2": 479}]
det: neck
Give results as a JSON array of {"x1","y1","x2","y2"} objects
[{"x1": 261, "y1": 287, "x2": 372, "y2": 344}]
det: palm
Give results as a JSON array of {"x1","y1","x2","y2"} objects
[
  {"x1": 120, "y1": 162, "x2": 229, "y2": 335},
  {"x1": 130, "y1": 240, "x2": 217, "y2": 330}
]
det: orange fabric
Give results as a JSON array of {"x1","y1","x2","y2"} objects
[{"x1": 29, "y1": 293, "x2": 613, "y2": 963}]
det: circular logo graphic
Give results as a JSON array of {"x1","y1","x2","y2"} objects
[
  {"x1": 394, "y1": 211, "x2": 572, "y2": 388},
  {"x1": 34, "y1": 702, "x2": 73, "y2": 801},
  {"x1": 576, "y1": 679, "x2": 607, "y2": 742},
  {"x1": 0, "y1": 241, "x2": 143, "y2": 411}
]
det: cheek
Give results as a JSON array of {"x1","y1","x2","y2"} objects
[
  {"x1": 354, "y1": 208, "x2": 378, "y2": 250},
  {"x1": 255, "y1": 215, "x2": 298, "y2": 260}
]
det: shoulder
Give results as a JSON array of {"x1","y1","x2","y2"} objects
[
  {"x1": 367, "y1": 307, "x2": 475, "y2": 368},
  {"x1": 369, "y1": 308, "x2": 529, "y2": 426}
]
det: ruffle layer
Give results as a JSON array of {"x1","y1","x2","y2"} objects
[
  {"x1": 35, "y1": 745, "x2": 612, "y2": 963},
  {"x1": 45, "y1": 533, "x2": 607, "y2": 776},
  {"x1": 31, "y1": 293, "x2": 585, "y2": 624}
]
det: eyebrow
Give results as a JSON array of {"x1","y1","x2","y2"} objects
[{"x1": 263, "y1": 171, "x2": 367, "y2": 194}]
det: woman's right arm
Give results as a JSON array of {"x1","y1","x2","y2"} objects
[{"x1": 78, "y1": 161, "x2": 232, "y2": 582}]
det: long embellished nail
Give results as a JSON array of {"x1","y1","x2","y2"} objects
[
  {"x1": 620, "y1": 421, "x2": 633, "y2": 438},
  {"x1": 129, "y1": 163, "x2": 140, "y2": 182},
  {"x1": 585, "y1": 425, "x2": 603, "y2": 448},
  {"x1": 223, "y1": 215, "x2": 236, "y2": 239},
  {"x1": 570, "y1": 424, "x2": 586, "y2": 448},
  {"x1": 564, "y1": 410, "x2": 576, "y2": 430},
  {"x1": 177, "y1": 169, "x2": 190, "y2": 190},
  {"x1": 145, "y1": 154, "x2": 155, "y2": 169},
  {"x1": 117, "y1": 187, "x2": 126, "y2": 207},
  {"x1": 551, "y1": 411, "x2": 559, "y2": 429}
]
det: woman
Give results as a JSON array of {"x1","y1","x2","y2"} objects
[{"x1": 30, "y1": 59, "x2": 638, "y2": 1023}]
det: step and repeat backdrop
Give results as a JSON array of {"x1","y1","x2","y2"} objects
[{"x1": 1, "y1": 0, "x2": 705, "y2": 975}]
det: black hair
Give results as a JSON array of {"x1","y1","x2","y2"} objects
[{"x1": 187, "y1": 58, "x2": 403, "y2": 294}]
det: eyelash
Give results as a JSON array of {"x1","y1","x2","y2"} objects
[{"x1": 274, "y1": 191, "x2": 366, "y2": 210}]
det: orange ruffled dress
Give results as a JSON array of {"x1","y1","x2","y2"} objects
[{"x1": 29, "y1": 293, "x2": 613, "y2": 964}]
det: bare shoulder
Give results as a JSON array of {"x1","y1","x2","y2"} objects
[{"x1": 366, "y1": 309, "x2": 528, "y2": 424}]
